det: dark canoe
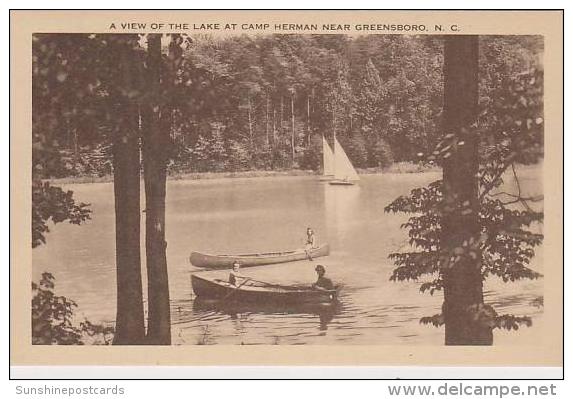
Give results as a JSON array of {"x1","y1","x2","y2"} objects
[
  {"x1": 192, "y1": 296, "x2": 341, "y2": 316},
  {"x1": 189, "y1": 244, "x2": 329, "y2": 269},
  {"x1": 191, "y1": 274, "x2": 339, "y2": 305}
]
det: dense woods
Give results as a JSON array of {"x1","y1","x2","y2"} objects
[
  {"x1": 32, "y1": 34, "x2": 439, "y2": 178},
  {"x1": 32, "y1": 34, "x2": 543, "y2": 179}
]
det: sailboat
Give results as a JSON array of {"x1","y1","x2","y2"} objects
[
  {"x1": 329, "y1": 138, "x2": 360, "y2": 186},
  {"x1": 319, "y1": 135, "x2": 335, "y2": 181}
]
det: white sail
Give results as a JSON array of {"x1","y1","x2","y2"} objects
[
  {"x1": 322, "y1": 136, "x2": 335, "y2": 177},
  {"x1": 333, "y1": 138, "x2": 360, "y2": 181}
]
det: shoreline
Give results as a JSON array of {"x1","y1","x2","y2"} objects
[{"x1": 46, "y1": 162, "x2": 440, "y2": 185}]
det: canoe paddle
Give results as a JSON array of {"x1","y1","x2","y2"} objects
[
  {"x1": 221, "y1": 278, "x2": 252, "y2": 301},
  {"x1": 245, "y1": 278, "x2": 310, "y2": 291}
]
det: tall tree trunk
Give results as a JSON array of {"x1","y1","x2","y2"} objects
[
  {"x1": 441, "y1": 35, "x2": 492, "y2": 345},
  {"x1": 247, "y1": 94, "x2": 254, "y2": 148},
  {"x1": 280, "y1": 96, "x2": 284, "y2": 134},
  {"x1": 112, "y1": 39, "x2": 145, "y2": 345},
  {"x1": 332, "y1": 107, "x2": 336, "y2": 142},
  {"x1": 307, "y1": 94, "x2": 311, "y2": 147},
  {"x1": 291, "y1": 91, "x2": 295, "y2": 165},
  {"x1": 272, "y1": 107, "x2": 277, "y2": 145},
  {"x1": 73, "y1": 128, "x2": 79, "y2": 167},
  {"x1": 265, "y1": 94, "x2": 270, "y2": 146},
  {"x1": 142, "y1": 34, "x2": 171, "y2": 345}
]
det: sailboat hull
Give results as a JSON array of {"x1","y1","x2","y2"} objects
[{"x1": 329, "y1": 179, "x2": 356, "y2": 186}]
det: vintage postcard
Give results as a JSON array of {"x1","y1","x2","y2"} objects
[{"x1": 10, "y1": 10, "x2": 563, "y2": 368}]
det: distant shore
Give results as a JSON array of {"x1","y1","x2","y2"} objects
[{"x1": 47, "y1": 162, "x2": 440, "y2": 185}]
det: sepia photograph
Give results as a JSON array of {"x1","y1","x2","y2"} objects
[{"x1": 10, "y1": 10, "x2": 563, "y2": 370}]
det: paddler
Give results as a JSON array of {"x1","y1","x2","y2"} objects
[
  {"x1": 312, "y1": 264, "x2": 334, "y2": 291},
  {"x1": 304, "y1": 227, "x2": 317, "y2": 261},
  {"x1": 305, "y1": 227, "x2": 317, "y2": 249},
  {"x1": 229, "y1": 261, "x2": 250, "y2": 286}
]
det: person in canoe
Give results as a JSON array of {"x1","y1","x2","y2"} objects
[
  {"x1": 304, "y1": 227, "x2": 317, "y2": 261},
  {"x1": 312, "y1": 264, "x2": 334, "y2": 291},
  {"x1": 305, "y1": 227, "x2": 317, "y2": 249},
  {"x1": 229, "y1": 261, "x2": 250, "y2": 287}
]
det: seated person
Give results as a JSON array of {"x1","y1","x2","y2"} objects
[
  {"x1": 305, "y1": 227, "x2": 317, "y2": 250},
  {"x1": 312, "y1": 264, "x2": 334, "y2": 291},
  {"x1": 229, "y1": 261, "x2": 249, "y2": 286}
]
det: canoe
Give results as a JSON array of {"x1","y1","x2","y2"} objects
[
  {"x1": 191, "y1": 274, "x2": 339, "y2": 305},
  {"x1": 192, "y1": 296, "x2": 341, "y2": 316},
  {"x1": 189, "y1": 244, "x2": 329, "y2": 269}
]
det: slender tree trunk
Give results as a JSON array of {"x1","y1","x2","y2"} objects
[
  {"x1": 272, "y1": 107, "x2": 277, "y2": 145},
  {"x1": 265, "y1": 94, "x2": 270, "y2": 146},
  {"x1": 280, "y1": 96, "x2": 284, "y2": 134},
  {"x1": 332, "y1": 108, "x2": 336, "y2": 142},
  {"x1": 65, "y1": 116, "x2": 80, "y2": 171},
  {"x1": 291, "y1": 92, "x2": 295, "y2": 165},
  {"x1": 441, "y1": 35, "x2": 492, "y2": 346},
  {"x1": 65, "y1": 112, "x2": 71, "y2": 148},
  {"x1": 142, "y1": 34, "x2": 171, "y2": 345},
  {"x1": 307, "y1": 94, "x2": 311, "y2": 147},
  {"x1": 73, "y1": 128, "x2": 79, "y2": 166},
  {"x1": 247, "y1": 94, "x2": 254, "y2": 149},
  {"x1": 112, "y1": 39, "x2": 145, "y2": 345}
]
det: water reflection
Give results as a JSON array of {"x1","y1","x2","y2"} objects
[
  {"x1": 324, "y1": 183, "x2": 361, "y2": 247},
  {"x1": 191, "y1": 297, "x2": 342, "y2": 332}
]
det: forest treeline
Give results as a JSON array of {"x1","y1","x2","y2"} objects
[{"x1": 33, "y1": 34, "x2": 542, "y2": 178}]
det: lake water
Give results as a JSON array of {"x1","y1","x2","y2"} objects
[{"x1": 33, "y1": 170, "x2": 544, "y2": 345}]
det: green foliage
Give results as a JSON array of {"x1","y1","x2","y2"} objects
[
  {"x1": 354, "y1": 59, "x2": 385, "y2": 136},
  {"x1": 32, "y1": 34, "x2": 542, "y2": 175},
  {"x1": 32, "y1": 181, "x2": 91, "y2": 248},
  {"x1": 251, "y1": 143, "x2": 273, "y2": 170},
  {"x1": 32, "y1": 273, "x2": 113, "y2": 345},
  {"x1": 342, "y1": 133, "x2": 368, "y2": 168},
  {"x1": 372, "y1": 138, "x2": 394, "y2": 168},
  {"x1": 227, "y1": 140, "x2": 251, "y2": 171},
  {"x1": 420, "y1": 313, "x2": 444, "y2": 327},
  {"x1": 299, "y1": 135, "x2": 322, "y2": 171},
  {"x1": 32, "y1": 34, "x2": 145, "y2": 177},
  {"x1": 327, "y1": 61, "x2": 354, "y2": 135},
  {"x1": 190, "y1": 123, "x2": 228, "y2": 172},
  {"x1": 420, "y1": 306, "x2": 533, "y2": 331},
  {"x1": 58, "y1": 142, "x2": 113, "y2": 177},
  {"x1": 30, "y1": 34, "x2": 443, "y2": 175},
  {"x1": 386, "y1": 56, "x2": 544, "y2": 332},
  {"x1": 494, "y1": 313, "x2": 533, "y2": 330},
  {"x1": 31, "y1": 35, "x2": 152, "y2": 248},
  {"x1": 480, "y1": 198, "x2": 543, "y2": 282},
  {"x1": 352, "y1": 38, "x2": 444, "y2": 163}
]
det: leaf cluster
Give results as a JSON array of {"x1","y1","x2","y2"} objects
[
  {"x1": 385, "y1": 61, "x2": 544, "y2": 332},
  {"x1": 32, "y1": 181, "x2": 91, "y2": 248},
  {"x1": 32, "y1": 273, "x2": 112, "y2": 345}
]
